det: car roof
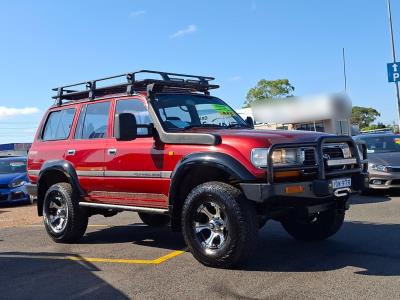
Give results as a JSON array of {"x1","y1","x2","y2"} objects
[{"x1": 354, "y1": 133, "x2": 399, "y2": 139}]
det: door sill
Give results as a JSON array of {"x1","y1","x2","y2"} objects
[{"x1": 79, "y1": 202, "x2": 169, "y2": 215}]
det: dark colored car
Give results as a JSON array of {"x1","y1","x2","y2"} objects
[
  {"x1": 0, "y1": 157, "x2": 34, "y2": 205},
  {"x1": 26, "y1": 70, "x2": 367, "y2": 268},
  {"x1": 354, "y1": 133, "x2": 400, "y2": 189}
]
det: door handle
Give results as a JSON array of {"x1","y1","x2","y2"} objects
[
  {"x1": 67, "y1": 149, "x2": 76, "y2": 156},
  {"x1": 108, "y1": 148, "x2": 117, "y2": 155}
]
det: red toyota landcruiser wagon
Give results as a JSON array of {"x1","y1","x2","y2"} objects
[{"x1": 27, "y1": 70, "x2": 368, "y2": 268}]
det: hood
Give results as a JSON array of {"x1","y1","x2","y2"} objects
[
  {"x1": 0, "y1": 173, "x2": 26, "y2": 185},
  {"x1": 368, "y1": 152, "x2": 400, "y2": 166},
  {"x1": 186, "y1": 128, "x2": 331, "y2": 146}
]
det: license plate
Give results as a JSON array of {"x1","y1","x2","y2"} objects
[{"x1": 332, "y1": 178, "x2": 351, "y2": 189}]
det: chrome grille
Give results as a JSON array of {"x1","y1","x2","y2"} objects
[
  {"x1": 322, "y1": 146, "x2": 344, "y2": 159},
  {"x1": 303, "y1": 149, "x2": 316, "y2": 165}
]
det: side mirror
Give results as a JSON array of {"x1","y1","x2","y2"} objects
[
  {"x1": 246, "y1": 116, "x2": 254, "y2": 128},
  {"x1": 115, "y1": 113, "x2": 137, "y2": 141}
]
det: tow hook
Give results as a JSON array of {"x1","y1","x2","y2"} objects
[{"x1": 334, "y1": 188, "x2": 351, "y2": 198}]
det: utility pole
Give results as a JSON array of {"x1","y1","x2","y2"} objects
[
  {"x1": 387, "y1": 0, "x2": 400, "y2": 127},
  {"x1": 342, "y1": 48, "x2": 347, "y2": 93}
]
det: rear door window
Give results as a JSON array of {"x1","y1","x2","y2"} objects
[
  {"x1": 42, "y1": 108, "x2": 75, "y2": 141},
  {"x1": 75, "y1": 102, "x2": 110, "y2": 139}
]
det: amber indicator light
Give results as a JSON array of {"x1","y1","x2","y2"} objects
[{"x1": 285, "y1": 185, "x2": 305, "y2": 194}]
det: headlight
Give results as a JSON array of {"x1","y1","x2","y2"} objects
[
  {"x1": 9, "y1": 179, "x2": 27, "y2": 188},
  {"x1": 251, "y1": 148, "x2": 304, "y2": 168},
  {"x1": 341, "y1": 143, "x2": 351, "y2": 158},
  {"x1": 272, "y1": 149, "x2": 300, "y2": 165},
  {"x1": 368, "y1": 163, "x2": 387, "y2": 172},
  {"x1": 251, "y1": 148, "x2": 269, "y2": 168}
]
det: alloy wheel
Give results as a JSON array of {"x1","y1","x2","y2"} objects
[
  {"x1": 193, "y1": 201, "x2": 228, "y2": 252},
  {"x1": 44, "y1": 190, "x2": 69, "y2": 234}
]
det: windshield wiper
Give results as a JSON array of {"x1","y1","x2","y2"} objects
[
  {"x1": 182, "y1": 124, "x2": 225, "y2": 130},
  {"x1": 226, "y1": 123, "x2": 250, "y2": 129}
]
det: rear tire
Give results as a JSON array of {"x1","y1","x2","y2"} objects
[
  {"x1": 43, "y1": 183, "x2": 88, "y2": 243},
  {"x1": 138, "y1": 212, "x2": 170, "y2": 227},
  {"x1": 281, "y1": 209, "x2": 345, "y2": 241},
  {"x1": 182, "y1": 182, "x2": 257, "y2": 268}
]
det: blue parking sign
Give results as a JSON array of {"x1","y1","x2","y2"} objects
[{"x1": 388, "y1": 62, "x2": 400, "y2": 82}]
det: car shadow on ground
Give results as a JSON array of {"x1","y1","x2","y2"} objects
[
  {"x1": 0, "y1": 202, "x2": 35, "y2": 208},
  {"x1": 350, "y1": 193, "x2": 391, "y2": 205},
  {"x1": 351, "y1": 189, "x2": 400, "y2": 205},
  {"x1": 242, "y1": 221, "x2": 400, "y2": 275},
  {"x1": 0, "y1": 252, "x2": 129, "y2": 299},
  {"x1": 82, "y1": 223, "x2": 186, "y2": 251},
  {"x1": 82, "y1": 220, "x2": 400, "y2": 276}
]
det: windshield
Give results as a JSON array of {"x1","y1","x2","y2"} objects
[
  {"x1": 153, "y1": 94, "x2": 248, "y2": 131},
  {"x1": 358, "y1": 135, "x2": 400, "y2": 153},
  {"x1": 0, "y1": 159, "x2": 27, "y2": 174}
]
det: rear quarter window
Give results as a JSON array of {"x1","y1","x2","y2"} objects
[{"x1": 42, "y1": 108, "x2": 76, "y2": 141}]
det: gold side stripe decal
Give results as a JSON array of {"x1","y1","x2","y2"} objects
[
  {"x1": 29, "y1": 170, "x2": 172, "y2": 178},
  {"x1": 104, "y1": 171, "x2": 172, "y2": 178}
]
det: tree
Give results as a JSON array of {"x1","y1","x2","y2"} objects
[
  {"x1": 360, "y1": 122, "x2": 387, "y2": 131},
  {"x1": 244, "y1": 79, "x2": 295, "y2": 108},
  {"x1": 350, "y1": 106, "x2": 381, "y2": 129}
]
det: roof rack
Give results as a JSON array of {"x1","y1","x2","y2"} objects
[
  {"x1": 52, "y1": 70, "x2": 219, "y2": 105},
  {"x1": 360, "y1": 128, "x2": 393, "y2": 134}
]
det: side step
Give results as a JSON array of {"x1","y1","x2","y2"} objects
[{"x1": 79, "y1": 202, "x2": 169, "y2": 215}]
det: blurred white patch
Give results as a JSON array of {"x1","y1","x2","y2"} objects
[
  {"x1": 129, "y1": 10, "x2": 146, "y2": 18},
  {"x1": 22, "y1": 128, "x2": 36, "y2": 133},
  {"x1": 228, "y1": 76, "x2": 241, "y2": 82},
  {"x1": 0, "y1": 107, "x2": 40, "y2": 119},
  {"x1": 251, "y1": 94, "x2": 352, "y2": 124},
  {"x1": 170, "y1": 25, "x2": 197, "y2": 38}
]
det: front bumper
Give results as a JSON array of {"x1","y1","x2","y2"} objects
[
  {"x1": 240, "y1": 172, "x2": 369, "y2": 203},
  {"x1": 368, "y1": 170, "x2": 400, "y2": 189},
  {"x1": 26, "y1": 183, "x2": 38, "y2": 197},
  {"x1": 0, "y1": 186, "x2": 31, "y2": 204}
]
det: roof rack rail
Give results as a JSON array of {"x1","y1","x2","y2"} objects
[
  {"x1": 52, "y1": 70, "x2": 219, "y2": 105},
  {"x1": 360, "y1": 128, "x2": 393, "y2": 134}
]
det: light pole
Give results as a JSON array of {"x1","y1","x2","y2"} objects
[{"x1": 387, "y1": 0, "x2": 400, "y2": 128}]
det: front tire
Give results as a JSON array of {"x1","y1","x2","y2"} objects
[
  {"x1": 43, "y1": 183, "x2": 88, "y2": 243},
  {"x1": 182, "y1": 182, "x2": 257, "y2": 268},
  {"x1": 281, "y1": 209, "x2": 345, "y2": 241},
  {"x1": 138, "y1": 212, "x2": 170, "y2": 227}
]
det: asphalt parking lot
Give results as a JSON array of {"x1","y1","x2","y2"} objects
[{"x1": 1, "y1": 192, "x2": 400, "y2": 299}]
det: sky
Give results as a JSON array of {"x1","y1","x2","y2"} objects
[{"x1": 0, "y1": 0, "x2": 399, "y2": 143}]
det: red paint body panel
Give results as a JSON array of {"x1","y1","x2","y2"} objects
[{"x1": 28, "y1": 95, "x2": 327, "y2": 209}]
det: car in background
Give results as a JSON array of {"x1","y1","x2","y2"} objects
[
  {"x1": 354, "y1": 133, "x2": 400, "y2": 189},
  {"x1": 0, "y1": 157, "x2": 34, "y2": 205}
]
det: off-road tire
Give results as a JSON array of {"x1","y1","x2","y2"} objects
[
  {"x1": 281, "y1": 209, "x2": 345, "y2": 241},
  {"x1": 43, "y1": 183, "x2": 88, "y2": 243},
  {"x1": 138, "y1": 212, "x2": 170, "y2": 227},
  {"x1": 182, "y1": 182, "x2": 258, "y2": 268}
]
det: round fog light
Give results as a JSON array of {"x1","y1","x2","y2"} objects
[{"x1": 371, "y1": 179, "x2": 384, "y2": 185}]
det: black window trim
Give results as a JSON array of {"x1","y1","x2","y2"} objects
[{"x1": 40, "y1": 107, "x2": 76, "y2": 142}]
